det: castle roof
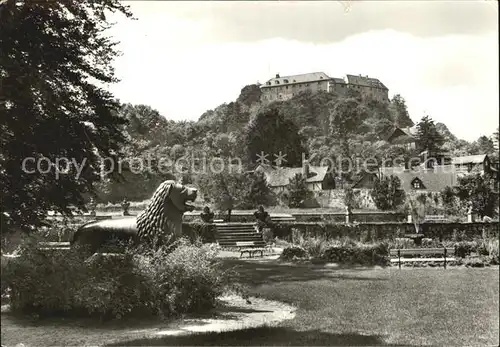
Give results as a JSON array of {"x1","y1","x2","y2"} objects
[
  {"x1": 262, "y1": 72, "x2": 331, "y2": 88},
  {"x1": 345, "y1": 74, "x2": 388, "y2": 90}
]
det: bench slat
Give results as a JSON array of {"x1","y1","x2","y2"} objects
[
  {"x1": 390, "y1": 248, "x2": 455, "y2": 256},
  {"x1": 236, "y1": 241, "x2": 255, "y2": 247},
  {"x1": 39, "y1": 242, "x2": 71, "y2": 246},
  {"x1": 390, "y1": 257, "x2": 456, "y2": 263}
]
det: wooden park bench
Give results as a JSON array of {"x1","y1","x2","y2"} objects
[
  {"x1": 390, "y1": 246, "x2": 457, "y2": 269},
  {"x1": 424, "y1": 215, "x2": 448, "y2": 223},
  {"x1": 236, "y1": 241, "x2": 265, "y2": 258}
]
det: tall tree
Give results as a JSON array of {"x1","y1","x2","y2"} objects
[
  {"x1": 244, "y1": 171, "x2": 274, "y2": 207},
  {"x1": 245, "y1": 105, "x2": 306, "y2": 167},
  {"x1": 329, "y1": 97, "x2": 368, "y2": 157},
  {"x1": 493, "y1": 128, "x2": 499, "y2": 151},
  {"x1": 287, "y1": 174, "x2": 312, "y2": 208},
  {"x1": 456, "y1": 174, "x2": 498, "y2": 218},
  {"x1": 415, "y1": 115, "x2": 444, "y2": 157},
  {"x1": 371, "y1": 175, "x2": 406, "y2": 211},
  {"x1": 389, "y1": 94, "x2": 414, "y2": 128},
  {"x1": 1, "y1": 0, "x2": 133, "y2": 230},
  {"x1": 475, "y1": 135, "x2": 495, "y2": 156}
]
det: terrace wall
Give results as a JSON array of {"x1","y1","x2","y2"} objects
[{"x1": 183, "y1": 221, "x2": 499, "y2": 244}]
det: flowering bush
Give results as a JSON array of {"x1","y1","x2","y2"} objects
[
  {"x1": 280, "y1": 245, "x2": 308, "y2": 260},
  {"x1": 321, "y1": 242, "x2": 389, "y2": 266},
  {"x1": 2, "y1": 238, "x2": 230, "y2": 320}
]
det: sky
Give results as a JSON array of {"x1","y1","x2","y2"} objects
[{"x1": 106, "y1": 0, "x2": 499, "y2": 142}]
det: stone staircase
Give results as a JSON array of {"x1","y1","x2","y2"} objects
[{"x1": 215, "y1": 223, "x2": 266, "y2": 248}]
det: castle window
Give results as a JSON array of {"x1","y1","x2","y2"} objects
[
  {"x1": 284, "y1": 79, "x2": 289, "y2": 83},
  {"x1": 275, "y1": 80, "x2": 280, "y2": 84},
  {"x1": 266, "y1": 82, "x2": 271, "y2": 86}
]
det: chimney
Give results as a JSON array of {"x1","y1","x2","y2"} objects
[
  {"x1": 302, "y1": 160, "x2": 310, "y2": 178},
  {"x1": 275, "y1": 73, "x2": 280, "y2": 78}
]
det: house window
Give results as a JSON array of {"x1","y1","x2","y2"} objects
[
  {"x1": 411, "y1": 178, "x2": 424, "y2": 189},
  {"x1": 275, "y1": 80, "x2": 280, "y2": 84}
]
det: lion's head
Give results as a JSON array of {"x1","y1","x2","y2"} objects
[{"x1": 136, "y1": 180, "x2": 197, "y2": 248}]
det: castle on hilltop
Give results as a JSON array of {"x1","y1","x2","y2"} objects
[{"x1": 260, "y1": 72, "x2": 389, "y2": 103}]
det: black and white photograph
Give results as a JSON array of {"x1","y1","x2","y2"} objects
[{"x1": 1, "y1": 0, "x2": 499, "y2": 346}]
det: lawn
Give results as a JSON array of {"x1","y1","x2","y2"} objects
[
  {"x1": 2, "y1": 261, "x2": 498, "y2": 346},
  {"x1": 109, "y1": 261, "x2": 499, "y2": 346}
]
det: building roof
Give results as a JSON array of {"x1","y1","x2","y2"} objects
[
  {"x1": 385, "y1": 126, "x2": 418, "y2": 143},
  {"x1": 451, "y1": 154, "x2": 487, "y2": 165},
  {"x1": 261, "y1": 72, "x2": 331, "y2": 88},
  {"x1": 345, "y1": 74, "x2": 388, "y2": 90},
  {"x1": 255, "y1": 164, "x2": 329, "y2": 187},
  {"x1": 380, "y1": 167, "x2": 459, "y2": 192}
]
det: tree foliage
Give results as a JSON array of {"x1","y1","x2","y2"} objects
[
  {"x1": 329, "y1": 98, "x2": 368, "y2": 157},
  {"x1": 287, "y1": 174, "x2": 312, "y2": 208},
  {"x1": 370, "y1": 175, "x2": 406, "y2": 211},
  {"x1": 415, "y1": 115, "x2": 444, "y2": 156},
  {"x1": 455, "y1": 174, "x2": 498, "y2": 218},
  {"x1": 389, "y1": 94, "x2": 414, "y2": 128},
  {"x1": 245, "y1": 171, "x2": 275, "y2": 207},
  {"x1": 1, "y1": 0, "x2": 132, "y2": 229},
  {"x1": 245, "y1": 105, "x2": 306, "y2": 167}
]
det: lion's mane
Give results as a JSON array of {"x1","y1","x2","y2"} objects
[{"x1": 136, "y1": 181, "x2": 174, "y2": 249}]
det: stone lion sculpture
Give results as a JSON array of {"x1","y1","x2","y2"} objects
[{"x1": 70, "y1": 180, "x2": 197, "y2": 255}]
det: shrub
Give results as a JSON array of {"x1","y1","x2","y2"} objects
[
  {"x1": 280, "y1": 245, "x2": 308, "y2": 261},
  {"x1": 296, "y1": 235, "x2": 331, "y2": 259},
  {"x1": 287, "y1": 174, "x2": 313, "y2": 208},
  {"x1": 262, "y1": 228, "x2": 274, "y2": 244},
  {"x1": 454, "y1": 241, "x2": 479, "y2": 258},
  {"x1": 2, "y1": 238, "x2": 230, "y2": 320},
  {"x1": 371, "y1": 175, "x2": 406, "y2": 211},
  {"x1": 390, "y1": 238, "x2": 414, "y2": 249},
  {"x1": 483, "y1": 239, "x2": 499, "y2": 264},
  {"x1": 321, "y1": 242, "x2": 389, "y2": 266},
  {"x1": 463, "y1": 257, "x2": 488, "y2": 268}
]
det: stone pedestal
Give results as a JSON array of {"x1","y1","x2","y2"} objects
[
  {"x1": 345, "y1": 206, "x2": 352, "y2": 224},
  {"x1": 88, "y1": 199, "x2": 97, "y2": 216},
  {"x1": 407, "y1": 214, "x2": 412, "y2": 223},
  {"x1": 121, "y1": 200, "x2": 131, "y2": 216},
  {"x1": 467, "y1": 213, "x2": 474, "y2": 223}
]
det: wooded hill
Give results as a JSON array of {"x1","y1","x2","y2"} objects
[{"x1": 98, "y1": 85, "x2": 498, "y2": 202}]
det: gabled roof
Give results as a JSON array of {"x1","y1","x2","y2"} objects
[
  {"x1": 262, "y1": 72, "x2": 331, "y2": 88},
  {"x1": 330, "y1": 77, "x2": 346, "y2": 84},
  {"x1": 256, "y1": 164, "x2": 329, "y2": 187},
  {"x1": 380, "y1": 167, "x2": 459, "y2": 192},
  {"x1": 452, "y1": 154, "x2": 487, "y2": 165},
  {"x1": 345, "y1": 74, "x2": 388, "y2": 90},
  {"x1": 386, "y1": 126, "x2": 418, "y2": 143}
]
